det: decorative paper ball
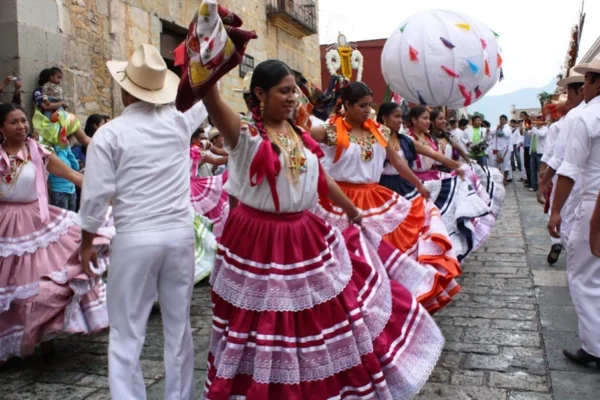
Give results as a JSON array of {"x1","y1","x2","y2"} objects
[{"x1": 381, "y1": 9, "x2": 502, "y2": 108}]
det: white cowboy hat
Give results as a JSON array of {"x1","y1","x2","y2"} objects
[
  {"x1": 107, "y1": 44, "x2": 180, "y2": 105},
  {"x1": 574, "y1": 53, "x2": 600, "y2": 75},
  {"x1": 233, "y1": 72, "x2": 253, "y2": 94},
  {"x1": 557, "y1": 66, "x2": 585, "y2": 87},
  {"x1": 208, "y1": 126, "x2": 221, "y2": 141}
]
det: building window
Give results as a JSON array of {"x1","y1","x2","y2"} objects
[
  {"x1": 160, "y1": 21, "x2": 187, "y2": 77},
  {"x1": 239, "y1": 54, "x2": 255, "y2": 78}
]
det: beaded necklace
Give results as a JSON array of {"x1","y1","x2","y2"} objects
[{"x1": 265, "y1": 122, "x2": 307, "y2": 182}]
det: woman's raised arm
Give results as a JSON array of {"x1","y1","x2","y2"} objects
[{"x1": 202, "y1": 85, "x2": 242, "y2": 149}]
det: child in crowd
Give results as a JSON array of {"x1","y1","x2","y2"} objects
[
  {"x1": 42, "y1": 67, "x2": 68, "y2": 119},
  {"x1": 49, "y1": 141, "x2": 80, "y2": 211}
]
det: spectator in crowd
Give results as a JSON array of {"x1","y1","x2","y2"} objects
[
  {"x1": 48, "y1": 142, "x2": 80, "y2": 211},
  {"x1": 510, "y1": 119, "x2": 522, "y2": 172},
  {"x1": 461, "y1": 115, "x2": 489, "y2": 167},
  {"x1": 33, "y1": 69, "x2": 65, "y2": 115},
  {"x1": 72, "y1": 114, "x2": 110, "y2": 211},
  {"x1": 72, "y1": 114, "x2": 110, "y2": 164},
  {"x1": 208, "y1": 127, "x2": 227, "y2": 175},
  {"x1": 0, "y1": 76, "x2": 22, "y2": 105},
  {"x1": 41, "y1": 67, "x2": 68, "y2": 119}
]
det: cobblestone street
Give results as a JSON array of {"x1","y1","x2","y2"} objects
[{"x1": 1, "y1": 183, "x2": 599, "y2": 400}]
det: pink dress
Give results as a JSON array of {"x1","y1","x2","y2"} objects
[
  {"x1": 409, "y1": 132, "x2": 505, "y2": 218},
  {"x1": 0, "y1": 139, "x2": 111, "y2": 362},
  {"x1": 189, "y1": 145, "x2": 229, "y2": 238},
  {"x1": 203, "y1": 117, "x2": 444, "y2": 399}
]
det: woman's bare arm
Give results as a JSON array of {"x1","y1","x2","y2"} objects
[
  {"x1": 210, "y1": 146, "x2": 229, "y2": 157},
  {"x1": 47, "y1": 153, "x2": 83, "y2": 187},
  {"x1": 325, "y1": 174, "x2": 361, "y2": 222},
  {"x1": 310, "y1": 125, "x2": 327, "y2": 144},
  {"x1": 386, "y1": 146, "x2": 430, "y2": 198},
  {"x1": 203, "y1": 85, "x2": 241, "y2": 149},
  {"x1": 414, "y1": 140, "x2": 461, "y2": 170},
  {"x1": 201, "y1": 154, "x2": 228, "y2": 166}
]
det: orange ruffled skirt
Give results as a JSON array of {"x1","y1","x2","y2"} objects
[{"x1": 314, "y1": 182, "x2": 461, "y2": 313}]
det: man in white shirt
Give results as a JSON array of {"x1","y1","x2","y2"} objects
[
  {"x1": 489, "y1": 114, "x2": 512, "y2": 184},
  {"x1": 529, "y1": 121, "x2": 548, "y2": 194},
  {"x1": 540, "y1": 68, "x2": 585, "y2": 247},
  {"x1": 510, "y1": 119, "x2": 522, "y2": 172},
  {"x1": 539, "y1": 107, "x2": 567, "y2": 264},
  {"x1": 461, "y1": 115, "x2": 489, "y2": 167},
  {"x1": 452, "y1": 118, "x2": 468, "y2": 153},
  {"x1": 548, "y1": 57, "x2": 600, "y2": 368},
  {"x1": 79, "y1": 44, "x2": 207, "y2": 399}
]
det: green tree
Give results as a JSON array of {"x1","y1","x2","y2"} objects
[{"x1": 537, "y1": 91, "x2": 553, "y2": 108}]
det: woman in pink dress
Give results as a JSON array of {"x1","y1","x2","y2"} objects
[
  {"x1": 405, "y1": 106, "x2": 505, "y2": 218},
  {"x1": 377, "y1": 103, "x2": 497, "y2": 261},
  {"x1": 197, "y1": 59, "x2": 444, "y2": 399},
  {"x1": 0, "y1": 103, "x2": 110, "y2": 364},
  {"x1": 189, "y1": 129, "x2": 230, "y2": 238}
]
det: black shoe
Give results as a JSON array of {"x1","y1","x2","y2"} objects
[
  {"x1": 547, "y1": 244, "x2": 562, "y2": 265},
  {"x1": 563, "y1": 348, "x2": 600, "y2": 366}
]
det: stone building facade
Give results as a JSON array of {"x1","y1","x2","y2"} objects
[{"x1": 0, "y1": 0, "x2": 320, "y2": 121}]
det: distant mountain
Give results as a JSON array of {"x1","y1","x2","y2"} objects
[{"x1": 470, "y1": 80, "x2": 556, "y2": 123}]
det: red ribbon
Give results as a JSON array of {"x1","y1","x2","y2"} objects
[
  {"x1": 249, "y1": 139, "x2": 282, "y2": 211},
  {"x1": 247, "y1": 127, "x2": 332, "y2": 213}
]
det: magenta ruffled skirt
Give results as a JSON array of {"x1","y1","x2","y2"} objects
[
  {"x1": 0, "y1": 201, "x2": 111, "y2": 362},
  {"x1": 203, "y1": 204, "x2": 444, "y2": 399},
  {"x1": 190, "y1": 171, "x2": 230, "y2": 238}
]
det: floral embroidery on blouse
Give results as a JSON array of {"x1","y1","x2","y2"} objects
[
  {"x1": 240, "y1": 115, "x2": 259, "y2": 137},
  {"x1": 324, "y1": 123, "x2": 390, "y2": 162}
]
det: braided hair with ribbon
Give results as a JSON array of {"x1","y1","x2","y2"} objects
[{"x1": 245, "y1": 60, "x2": 331, "y2": 212}]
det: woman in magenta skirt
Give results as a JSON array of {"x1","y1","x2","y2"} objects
[{"x1": 195, "y1": 58, "x2": 445, "y2": 399}]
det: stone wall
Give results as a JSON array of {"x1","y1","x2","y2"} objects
[{"x1": 0, "y1": 0, "x2": 321, "y2": 122}]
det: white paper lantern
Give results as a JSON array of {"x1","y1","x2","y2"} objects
[{"x1": 381, "y1": 9, "x2": 502, "y2": 108}]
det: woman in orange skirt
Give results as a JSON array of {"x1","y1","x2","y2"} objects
[{"x1": 311, "y1": 82, "x2": 461, "y2": 313}]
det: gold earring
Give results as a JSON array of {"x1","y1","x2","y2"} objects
[{"x1": 260, "y1": 101, "x2": 264, "y2": 115}]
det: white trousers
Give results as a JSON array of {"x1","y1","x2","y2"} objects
[
  {"x1": 108, "y1": 227, "x2": 196, "y2": 400},
  {"x1": 561, "y1": 179, "x2": 582, "y2": 248},
  {"x1": 549, "y1": 177, "x2": 562, "y2": 246},
  {"x1": 519, "y1": 146, "x2": 527, "y2": 181},
  {"x1": 567, "y1": 200, "x2": 600, "y2": 357},
  {"x1": 489, "y1": 149, "x2": 512, "y2": 179}
]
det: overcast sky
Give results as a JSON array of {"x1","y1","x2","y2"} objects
[{"x1": 318, "y1": 0, "x2": 600, "y2": 95}]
